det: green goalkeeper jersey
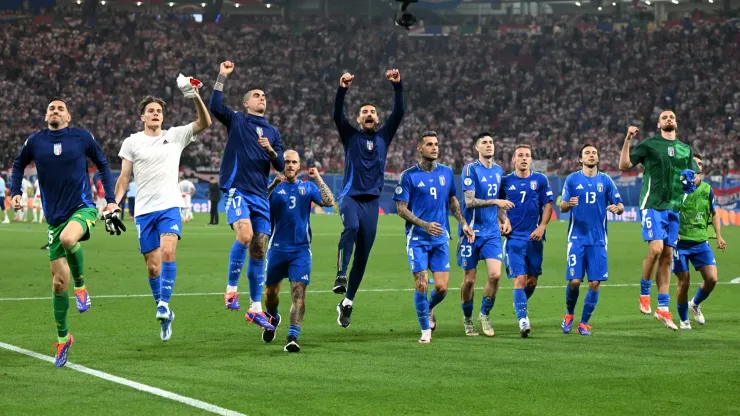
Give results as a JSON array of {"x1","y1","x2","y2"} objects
[{"x1": 629, "y1": 135, "x2": 699, "y2": 212}]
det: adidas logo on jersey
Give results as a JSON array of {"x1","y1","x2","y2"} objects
[
  {"x1": 171, "y1": 225, "x2": 179, "y2": 231},
  {"x1": 481, "y1": 177, "x2": 487, "y2": 182},
  {"x1": 418, "y1": 181, "x2": 425, "y2": 187},
  {"x1": 508, "y1": 185, "x2": 516, "y2": 191},
  {"x1": 576, "y1": 184, "x2": 584, "y2": 190},
  {"x1": 278, "y1": 190, "x2": 287, "y2": 194}
]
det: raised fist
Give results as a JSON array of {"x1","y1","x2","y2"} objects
[
  {"x1": 220, "y1": 61, "x2": 234, "y2": 76},
  {"x1": 626, "y1": 126, "x2": 639, "y2": 139},
  {"x1": 385, "y1": 69, "x2": 401, "y2": 83},
  {"x1": 340, "y1": 73, "x2": 354, "y2": 88}
]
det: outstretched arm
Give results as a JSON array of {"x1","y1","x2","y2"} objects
[
  {"x1": 381, "y1": 69, "x2": 405, "y2": 142},
  {"x1": 190, "y1": 92, "x2": 212, "y2": 135},
  {"x1": 620, "y1": 126, "x2": 640, "y2": 170},
  {"x1": 209, "y1": 61, "x2": 236, "y2": 128},
  {"x1": 334, "y1": 73, "x2": 359, "y2": 145}
]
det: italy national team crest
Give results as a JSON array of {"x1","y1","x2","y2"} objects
[
  {"x1": 256, "y1": 127, "x2": 263, "y2": 137},
  {"x1": 597, "y1": 183, "x2": 604, "y2": 193},
  {"x1": 530, "y1": 180, "x2": 537, "y2": 190},
  {"x1": 668, "y1": 147, "x2": 675, "y2": 157},
  {"x1": 299, "y1": 188, "x2": 306, "y2": 195},
  {"x1": 53, "y1": 143, "x2": 62, "y2": 156},
  {"x1": 439, "y1": 176, "x2": 446, "y2": 186},
  {"x1": 366, "y1": 140, "x2": 374, "y2": 151}
]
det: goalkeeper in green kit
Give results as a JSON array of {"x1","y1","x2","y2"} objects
[
  {"x1": 672, "y1": 154, "x2": 726, "y2": 329},
  {"x1": 619, "y1": 110, "x2": 700, "y2": 330}
]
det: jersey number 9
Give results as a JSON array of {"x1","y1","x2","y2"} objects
[{"x1": 430, "y1": 187, "x2": 437, "y2": 200}]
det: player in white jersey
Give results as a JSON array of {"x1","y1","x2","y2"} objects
[
  {"x1": 114, "y1": 74, "x2": 212, "y2": 341},
  {"x1": 178, "y1": 176, "x2": 195, "y2": 222},
  {"x1": 18, "y1": 177, "x2": 32, "y2": 222},
  {"x1": 32, "y1": 179, "x2": 45, "y2": 223}
]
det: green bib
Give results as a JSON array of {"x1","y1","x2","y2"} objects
[{"x1": 678, "y1": 181, "x2": 713, "y2": 242}]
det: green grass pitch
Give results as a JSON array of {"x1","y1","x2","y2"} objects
[{"x1": 1, "y1": 214, "x2": 739, "y2": 415}]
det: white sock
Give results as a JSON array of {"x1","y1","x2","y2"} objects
[
  {"x1": 226, "y1": 285, "x2": 238, "y2": 293},
  {"x1": 250, "y1": 301, "x2": 263, "y2": 313},
  {"x1": 657, "y1": 306, "x2": 669, "y2": 311},
  {"x1": 32, "y1": 210, "x2": 38, "y2": 222},
  {"x1": 158, "y1": 301, "x2": 169, "y2": 308},
  {"x1": 342, "y1": 298, "x2": 353, "y2": 307}
]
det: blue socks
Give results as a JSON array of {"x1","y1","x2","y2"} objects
[
  {"x1": 480, "y1": 296, "x2": 495, "y2": 316},
  {"x1": 428, "y1": 289, "x2": 446, "y2": 311},
  {"x1": 148, "y1": 276, "x2": 161, "y2": 304},
  {"x1": 288, "y1": 325, "x2": 301, "y2": 339},
  {"x1": 461, "y1": 301, "x2": 473, "y2": 319},
  {"x1": 640, "y1": 278, "x2": 652, "y2": 296},
  {"x1": 693, "y1": 286, "x2": 710, "y2": 305},
  {"x1": 160, "y1": 261, "x2": 176, "y2": 303},
  {"x1": 513, "y1": 288, "x2": 528, "y2": 320},
  {"x1": 677, "y1": 302, "x2": 689, "y2": 322},
  {"x1": 247, "y1": 258, "x2": 265, "y2": 304},
  {"x1": 581, "y1": 289, "x2": 599, "y2": 324},
  {"x1": 657, "y1": 293, "x2": 670, "y2": 309},
  {"x1": 228, "y1": 241, "x2": 248, "y2": 287},
  {"x1": 524, "y1": 285, "x2": 536, "y2": 300},
  {"x1": 414, "y1": 291, "x2": 430, "y2": 330},
  {"x1": 565, "y1": 284, "x2": 580, "y2": 315}
]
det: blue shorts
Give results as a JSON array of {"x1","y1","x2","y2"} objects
[
  {"x1": 672, "y1": 241, "x2": 716, "y2": 273},
  {"x1": 641, "y1": 209, "x2": 679, "y2": 248},
  {"x1": 503, "y1": 238, "x2": 543, "y2": 279},
  {"x1": 457, "y1": 236, "x2": 503, "y2": 270},
  {"x1": 566, "y1": 243, "x2": 608, "y2": 281},
  {"x1": 265, "y1": 248, "x2": 312, "y2": 286},
  {"x1": 135, "y1": 207, "x2": 182, "y2": 254},
  {"x1": 407, "y1": 243, "x2": 450, "y2": 274},
  {"x1": 224, "y1": 188, "x2": 271, "y2": 235}
]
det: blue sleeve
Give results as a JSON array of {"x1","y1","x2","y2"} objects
[
  {"x1": 708, "y1": 188, "x2": 715, "y2": 212},
  {"x1": 310, "y1": 182, "x2": 322, "y2": 205},
  {"x1": 562, "y1": 175, "x2": 572, "y2": 201},
  {"x1": 333, "y1": 87, "x2": 358, "y2": 146},
  {"x1": 271, "y1": 129, "x2": 285, "y2": 172},
  {"x1": 379, "y1": 82, "x2": 405, "y2": 144},
  {"x1": 208, "y1": 89, "x2": 234, "y2": 128},
  {"x1": 540, "y1": 174, "x2": 554, "y2": 205},
  {"x1": 461, "y1": 164, "x2": 475, "y2": 193},
  {"x1": 608, "y1": 177, "x2": 623, "y2": 205},
  {"x1": 393, "y1": 172, "x2": 411, "y2": 203},
  {"x1": 84, "y1": 132, "x2": 116, "y2": 204},
  {"x1": 10, "y1": 136, "x2": 34, "y2": 197}
]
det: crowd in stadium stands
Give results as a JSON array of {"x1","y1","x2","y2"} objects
[{"x1": 1, "y1": 7, "x2": 738, "y2": 177}]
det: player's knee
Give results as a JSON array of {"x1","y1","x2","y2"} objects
[
  {"x1": 526, "y1": 276, "x2": 538, "y2": 287},
  {"x1": 249, "y1": 244, "x2": 266, "y2": 259},
  {"x1": 415, "y1": 280, "x2": 428, "y2": 293},
  {"x1": 59, "y1": 233, "x2": 77, "y2": 250},
  {"x1": 147, "y1": 262, "x2": 160, "y2": 278},
  {"x1": 569, "y1": 279, "x2": 582, "y2": 289},
  {"x1": 588, "y1": 281, "x2": 600, "y2": 291},
  {"x1": 161, "y1": 246, "x2": 176, "y2": 262},
  {"x1": 462, "y1": 273, "x2": 476, "y2": 288},
  {"x1": 434, "y1": 286, "x2": 448, "y2": 297},
  {"x1": 52, "y1": 275, "x2": 67, "y2": 293},
  {"x1": 343, "y1": 222, "x2": 360, "y2": 237},
  {"x1": 265, "y1": 285, "x2": 280, "y2": 297},
  {"x1": 487, "y1": 270, "x2": 501, "y2": 282}
]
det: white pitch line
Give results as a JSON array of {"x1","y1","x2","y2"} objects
[
  {"x1": 0, "y1": 281, "x2": 735, "y2": 302},
  {"x1": 0, "y1": 341, "x2": 246, "y2": 416}
]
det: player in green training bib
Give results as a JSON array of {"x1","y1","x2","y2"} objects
[
  {"x1": 672, "y1": 154, "x2": 726, "y2": 330},
  {"x1": 618, "y1": 110, "x2": 699, "y2": 330}
]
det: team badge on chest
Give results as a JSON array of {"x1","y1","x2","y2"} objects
[
  {"x1": 53, "y1": 143, "x2": 62, "y2": 156},
  {"x1": 299, "y1": 188, "x2": 306, "y2": 195},
  {"x1": 256, "y1": 127, "x2": 263, "y2": 137},
  {"x1": 668, "y1": 147, "x2": 674, "y2": 157},
  {"x1": 366, "y1": 140, "x2": 374, "y2": 151},
  {"x1": 439, "y1": 176, "x2": 446, "y2": 186},
  {"x1": 530, "y1": 180, "x2": 537, "y2": 190},
  {"x1": 597, "y1": 183, "x2": 603, "y2": 193}
]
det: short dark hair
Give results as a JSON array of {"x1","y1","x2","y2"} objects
[
  {"x1": 476, "y1": 131, "x2": 493, "y2": 144},
  {"x1": 243, "y1": 86, "x2": 265, "y2": 103},
  {"x1": 579, "y1": 143, "x2": 596, "y2": 159},
  {"x1": 357, "y1": 102, "x2": 377, "y2": 115},
  {"x1": 418, "y1": 130, "x2": 438, "y2": 144},
  {"x1": 48, "y1": 97, "x2": 70, "y2": 112},
  {"x1": 513, "y1": 144, "x2": 531, "y2": 153},
  {"x1": 694, "y1": 152, "x2": 702, "y2": 160},
  {"x1": 139, "y1": 96, "x2": 166, "y2": 116}
]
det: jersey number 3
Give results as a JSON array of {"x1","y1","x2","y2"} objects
[{"x1": 289, "y1": 196, "x2": 296, "y2": 209}]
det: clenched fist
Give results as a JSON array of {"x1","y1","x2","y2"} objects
[
  {"x1": 220, "y1": 61, "x2": 234, "y2": 76},
  {"x1": 339, "y1": 73, "x2": 354, "y2": 88}
]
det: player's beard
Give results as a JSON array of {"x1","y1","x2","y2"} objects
[
  {"x1": 48, "y1": 120, "x2": 61, "y2": 129},
  {"x1": 584, "y1": 162, "x2": 597, "y2": 169},
  {"x1": 661, "y1": 124, "x2": 675, "y2": 132},
  {"x1": 362, "y1": 118, "x2": 377, "y2": 132}
]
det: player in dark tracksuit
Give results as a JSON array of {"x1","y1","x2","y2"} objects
[{"x1": 332, "y1": 69, "x2": 405, "y2": 328}]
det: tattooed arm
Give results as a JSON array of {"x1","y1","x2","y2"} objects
[
  {"x1": 314, "y1": 177, "x2": 335, "y2": 207},
  {"x1": 464, "y1": 190, "x2": 515, "y2": 210},
  {"x1": 396, "y1": 201, "x2": 429, "y2": 229},
  {"x1": 449, "y1": 196, "x2": 466, "y2": 226}
]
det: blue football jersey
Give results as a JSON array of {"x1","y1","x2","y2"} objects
[
  {"x1": 393, "y1": 163, "x2": 456, "y2": 247},
  {"x1": 562, "y1": 171, "x2": 623, "y2": 246},
  {"x1": 500, "y1": 171, "x2": 553, "y2": 241},
  {"x1": 459, "y1": 160, "x2": 504, "y2": 239},
  {"x1": 268, "y1": 180, "x2": 322, "y2": 251}
]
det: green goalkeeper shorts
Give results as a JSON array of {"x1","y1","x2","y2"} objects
[{"x1": 47, "y1": 208, "x2": 99, "y2": 261}]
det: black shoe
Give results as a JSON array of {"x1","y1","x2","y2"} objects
[
  {"x1": 262, "y1": 314, "x2": 281, "y2": 343},
  {"x1": 333, "y1": 275, "x2": 347, "y2": 294},
  {"x1": 337, "y1": 302, "x2": 353, "y2": 328},
  {"x1": 41, "y1": 243, "x2": 49, "y2": 250},
  {"x1": 284, "y1": 335, "x2": 300, "y2": 352}
]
